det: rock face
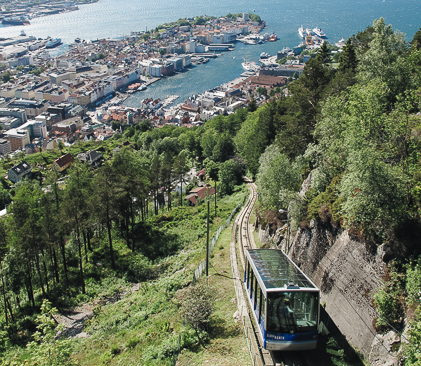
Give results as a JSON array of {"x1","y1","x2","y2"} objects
[{"x1": 268, "y1": 219, "x2": 399, "y2": 363}]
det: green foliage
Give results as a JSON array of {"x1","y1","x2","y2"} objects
[
  {"x1": 411, "y1": 27, "x2": 421, "y2": 50},
  {"x1": 373, "y1": 264, "x2": 405, "y2": 330},
  {"x1": 256, "y1": 87, "x2": 267, "y2": 97},
  {"x1": 339, "y1": 147, "x2": 406, "y2": 238},
  {"x1": 1, "y1": 71, "x2": 12, "y2": 83},
  {"x1": 256, "y1": 144, "x2": 302, "y2": 210},
  {"x1": 307, "y1": 175, "x2": 343, "y2": 224},
  {"x1": 406, "y1": 257, "x2": 421, "y2": 305},
  {"x1": 2, "y1": 300, "x2": 75, "y2": 365},
  {"x1": 0, "y1": 185, "x2": 11, "y2": 210},
  {"x1": 194, "y1": 16, "x2": 206, "y2": 25},
  {"x1": 218, "y1": 159, "x2": 242, "y2": 195},
  {"x1": 357, "y1": 18, "x2": 409, "y2": 102},
  {"x1": 404, "y1": 307, "x2": 421, "y2": 364},
  {"x1": 177, "y1": 281, "x2": 215, "y2": 347}
]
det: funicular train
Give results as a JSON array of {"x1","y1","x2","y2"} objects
[{"x1": 244, "y1": 249, "x2": 320, "y2": 351}]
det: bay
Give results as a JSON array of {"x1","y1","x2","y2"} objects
[{"x1": 0, "y1": 0, "x2": 420, "y2": 106}]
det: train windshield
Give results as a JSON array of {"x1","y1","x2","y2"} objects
[{"x1": 267, "y1": 291, "x2": 318, "y2": 333}]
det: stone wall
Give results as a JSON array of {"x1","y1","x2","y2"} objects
[{"x1": 261, "y1": 219, "x2": 400, "y2": 363}]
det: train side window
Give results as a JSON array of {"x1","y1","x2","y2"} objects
[
  {"x1": 260, "y1": 291, "x2": 266, "y2": 324},
  {"x1": 250, "y1": 270, "x2": 254, "y2": 297},
  {"x1": 255, "y1": 280, "x2": 260, "y2": 312},
  {"x1": 246, "y1": 262, "x2": 250, "y2": 288}
]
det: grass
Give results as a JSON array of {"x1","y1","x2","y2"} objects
[
  {"x1": 176, "y1": 225, "x2": 251, "y2": 366},
  {"x1": 68, "y1": 184, "x2": 250, "y2": 365}
]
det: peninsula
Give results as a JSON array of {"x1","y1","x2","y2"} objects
[
  {"x1": 0, "y1": 0, "x2": 98, "y2": 26},
  {"x1": 0, "y1": 12, "x2": 336, "y2": 154}
]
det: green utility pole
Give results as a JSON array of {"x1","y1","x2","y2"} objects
[{"x1": 206, "y1": 200, "x2": 210, "y2": 277}]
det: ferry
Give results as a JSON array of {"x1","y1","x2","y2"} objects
[
  {"x1": 46, "y1": 38, "x2": 62, "y2": 49},
  {"x1": 312, "y1": 27, "x2": 326, "y2": 38},
  {"x1": 298, "y1": 26, "x2": 306, "y2": 38}
]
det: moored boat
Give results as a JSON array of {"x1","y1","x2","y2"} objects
[
  {"x1": 2, "y1": 17, "x2": 30, "y2": 26},
  {"x1": 45, "y1": 38, "x2": 62, "y2": 49},
  {"x1": 312, "y1": 26, "x2": 326, "y2": 38},
  {"x1": 242, "y1": 61, "x2": 259, "y2": 72},
  {"x1": 298, "y1": 25, "x2": 306, "y2": 38}
]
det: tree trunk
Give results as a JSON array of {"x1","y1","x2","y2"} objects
[
  {"x1": 26, "y1": 261, "x2": 35, "y2": 308},
  {"x1": 106, "y1": 218, "x2": 115, "y2": 270},
  {"x1": 194, "y1": 328, "x2": 207, "y2": 349},
  {"x1": 41, "y1": 251, "x2": 50, "y2": 293},
  {"x1": 35, "y1": 254, "x2": 46, "y2": 297},
  {"x1": 76, "y1": 223, "x2": 85, "y2": 294},
  {"x1": 51, "y1": 246, "x2": 59, "y2": 285},
  {"x1": 140, "y1": 199, "x2": 144, "y2": 222},
  {"x1": 131, "y1": 201, "x2": 135, "y2": 252},
  {"x1": 0, "y1": 261, "x2": 9, "y2": 325},
  {"x1": 83, "y1": 231, "x2": 88, "y2": 263},
  {"x1": 125, "y1": 214, "x2": 130, "y2": 249},
  {"x1": 87, "y1": 228, "x2": 92, "y2": 252},
  {"x1": 6, "y1": 297, "x2": 14, "y2": 322},
  {"x1": 180, "y1": 175, "x2": 183, "y2": 207},
  {"x1": 60, "y1": 236, "x2": 68, "y2": 283}
]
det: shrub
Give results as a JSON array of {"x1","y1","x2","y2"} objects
[
  {"x1": 177, "y1": 281, "x2": 215, "y2": 347},
  {"x1": 110, "y1": 344, "x2": 121, "y2": 355},
  {"x1": 373, "y1": 264, "x2": 405, "y2": 331},
  {"x1": 126, "y1": 336, "x2": 140, "y2": 349},
  {"x1": 406, "y1": 256, "x2": 421, "y2": 306}
]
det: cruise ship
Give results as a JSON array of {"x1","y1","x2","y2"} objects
[{"x1": 312, "y1": 27, "x2": 326, "y2": 38}]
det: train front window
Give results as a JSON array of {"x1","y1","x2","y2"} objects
[{"x1": 267, "y1": 292, "x2": 318, "y2": 333}]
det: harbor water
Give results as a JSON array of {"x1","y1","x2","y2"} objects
[{"x1": 0, "y1": 0, "x2": 420, "y2": 105}]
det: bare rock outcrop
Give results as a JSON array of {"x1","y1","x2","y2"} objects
[{"x1": 260, "y1": 218, "x2": 401, "y2": 364}]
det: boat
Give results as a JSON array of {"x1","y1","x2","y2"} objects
[
  {"x1": 2, "y1": 17, "x2": 30, "y2": 26},
  {"x1": 312, "y1": 27, "x2": 326, "y2": 38},
  {"x1": 268, "y1": 33, "x2": 277, "y2": 42},
  {"x1": 260, "y1": 52, "x2": 270, "y2": 59},
  {"x1": 335, "y1": 38, "x2": 346, "y2": 48},
  {"x1": 45, "y1": 38, "x2": 62, "y2": 49},
  {"x1": 298, "y1": 26, "x2": 307, "y2": 38},
  {"x1": 306, "y1": 28, "x2": 313, "y2": 36},
  {"x1": 242, "y1": 61, "x2": 259, "y2": 72}
]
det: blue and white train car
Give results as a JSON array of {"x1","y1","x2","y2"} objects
[{"x1": 244, "y1": 249, "x2": 320, "y2": 351}]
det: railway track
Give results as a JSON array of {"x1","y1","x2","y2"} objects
[{"x1": 231, "y1": 183, "x2": 315, "y2": 366}]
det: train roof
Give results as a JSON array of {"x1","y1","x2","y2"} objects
[{"x1": 246, "y1": 249, "x2": 318, "y2": 291}]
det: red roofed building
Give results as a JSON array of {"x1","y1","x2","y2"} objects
[
  {"x1": 53, "y1": 153, "x2": 74, "y2": 172},
  {"x1": 184, "y1": 183, "x2": 215, "y2": 205}
]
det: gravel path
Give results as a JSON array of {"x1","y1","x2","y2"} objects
[{"x1": 54, "y1": 283, "x2": 142, "y2": 339}]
